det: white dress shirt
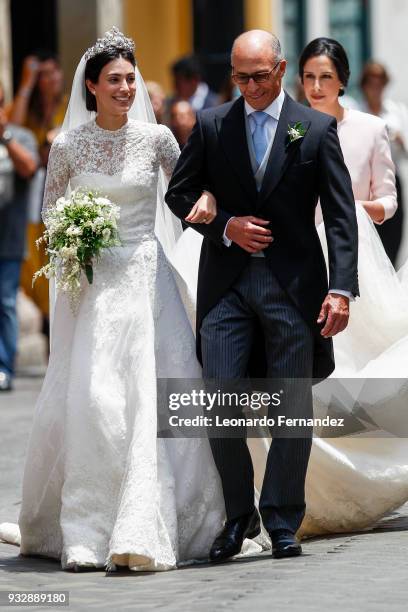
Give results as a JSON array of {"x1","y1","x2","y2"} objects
[
  {"x1": 245, "y1": 88, "x2": 285, "y2": 146},
  {"x1": 223, "y1": 89, "x2": 285, "y2": 246}
]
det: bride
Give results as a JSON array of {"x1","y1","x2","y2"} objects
[
  {"x1": 2, "y1": 29, "x2": 406, "y2": 568},
  {"x1": 0, "y1": 28, "x2": 267, "y2": 571}
]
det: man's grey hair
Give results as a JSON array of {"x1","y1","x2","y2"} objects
[
  {"x1": 231, "y1": 32, "x2": 284, "y2": 63},
  {"x1": 266, "y1": 33, "x2": 283, "y2": 61}
]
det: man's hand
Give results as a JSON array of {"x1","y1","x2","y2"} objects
[
  {"x1": 226, "y1": 216, "x2": 273, "y2": 253},
  {"x1": 317, "y1": 293, "x2": 350, "y2": 338}
]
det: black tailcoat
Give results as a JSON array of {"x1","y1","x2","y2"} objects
[{"x1": 165, "y1": 93, "x2": 359, "y2": 380}]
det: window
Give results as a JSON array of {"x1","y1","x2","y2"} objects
[
  {"x1": 283, "y1": 0, "x2": 306, "y2": 96},
  {"x1": 193, "y1": 0, "x2": 244, "y2": 93},
  {"x1": 329, "y1": 0, "x2": 371, "y2": 99}
]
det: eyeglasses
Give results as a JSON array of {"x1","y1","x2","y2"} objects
[{"x1": 231, "y1": 60, "x2": 281, "y2": 85}]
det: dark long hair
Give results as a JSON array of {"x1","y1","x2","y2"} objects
[
  {"x1": 299, "y1": 37, "x2": 350, "y2": 96},
  {"x1": 84, "y1": 49, "x2": 136, "y2": 111}
]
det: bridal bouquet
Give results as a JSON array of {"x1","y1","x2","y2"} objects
[{"x1": 34, "y1": 188, "x2": 121, "y2": 311}]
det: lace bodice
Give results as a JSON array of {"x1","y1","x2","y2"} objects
[{"x1": 42, "y1": 119, "x2": 180, "y2": 244}]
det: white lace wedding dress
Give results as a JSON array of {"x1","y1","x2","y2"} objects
[{"x1": 0, "y1": 118, "x2": 267, "y2": 570}]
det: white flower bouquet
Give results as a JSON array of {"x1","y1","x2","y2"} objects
[{"x1": 34, "y1": 188, "x2": 121, "y2": 311}]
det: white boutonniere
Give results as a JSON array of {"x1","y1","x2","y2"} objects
[{"x1": 287, "y1": 122, "x2": 307, "y2": 145}]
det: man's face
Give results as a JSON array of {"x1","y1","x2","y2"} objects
[
  {"x1": 174, "y1": 75, "x2": 199, "y2": 100},
  {"x1": 363, "y1": 75, "x2": 386, "y2": 101},
  {"x1": 231, "y1": 46, "x2": 286, "y2": 110},
  {"x1": 170, "y1": 101, "x2": 196, "y2": 144}
]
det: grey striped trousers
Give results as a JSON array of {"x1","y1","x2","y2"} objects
[{"x1": 201, "y1": 258, "x2": 314, "y2": 534}]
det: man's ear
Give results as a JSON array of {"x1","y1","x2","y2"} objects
[{"x1": 279, "y1": 60, "x2": 288, "y2": 78}]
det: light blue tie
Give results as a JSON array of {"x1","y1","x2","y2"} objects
[{"x1": 251, "y1": 111, "x2": 269, "y2": 168}]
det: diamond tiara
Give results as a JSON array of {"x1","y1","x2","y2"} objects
[{"x1": 84, "y1": 26, "x2": 135, "y2": 62}]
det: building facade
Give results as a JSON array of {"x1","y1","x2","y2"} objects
[
  {"x1": 1, "y1": 0, "x2": 408, "y2": 264},
  {"x1": 0, "y1": 0, "x2": 276, "y2": 99},
  {"x1": 1, "y1": 0, "x2": 407, "y2": 103}
]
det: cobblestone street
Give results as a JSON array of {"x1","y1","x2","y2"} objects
[{"x1": 0, "y1": 378, "x2": 407, "y2": 611}]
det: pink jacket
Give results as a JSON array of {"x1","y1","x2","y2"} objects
[{"x1": 337, "y1": 109, "x2": 397, "y2": 224}]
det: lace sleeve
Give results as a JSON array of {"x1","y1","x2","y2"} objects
[
  {"x1": 156, "y1": 125, "x2": 180, "y2": 179},
  {"x1": 42, "y1": 133, "x2": 70, "y2": 225}
]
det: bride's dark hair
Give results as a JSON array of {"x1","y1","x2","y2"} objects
[
  {"x1": 299, "y1": 37, "x2": 350, "y2": 96},
  {"x1": 85, "y1": 49, "x2": 136, "y2": 111}
]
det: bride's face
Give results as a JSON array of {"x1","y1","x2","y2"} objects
[
  {"x1": 302, "y1": 55, "x2": 343, "y2": 110},
  {"x1": 86, "y1": 57, "x2": 136, "y2": 116}
]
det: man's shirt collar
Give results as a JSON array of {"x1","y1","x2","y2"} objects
[{"x1": 244, "y1": 88, "x2": 285, "y2": 120}]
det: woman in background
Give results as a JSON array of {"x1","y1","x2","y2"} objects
[
  {"x1": 9, "y1": 52, "x2": 67, "y2": 339},
  {"x1": 360, "y1": 61, "x2": 408, "y2": 265},
  {"x1": 294, "y1": 37, "x2": 408, "y2": 537}
]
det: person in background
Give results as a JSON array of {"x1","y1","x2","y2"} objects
[
  {"x1": 169, "y1": 100, "x2": 196, "y2": 149},
  {"x1": 360, "y1": 61, "x2": 408, "y2": 265},
  {"x1": 0, "y1": 82, "x2": 38, "y2": 391},
  {"x1": 300, "y1": 41, "x2": 397, "y2": 226},
  {"x1": 218, "y1": 74, "x2": 240, "y2": 104},
  {"x1": 146, "y1": 80, "x2": 166, "y2": 124},
  {"x1": 170, "y1": 55, "x2": 219, "y2": 112},
  {"x1": 8, "y1": 51, "x2": 67, "y2": 340},
  {"x1": 291, "y1": 38, "x2": 408, "y2": 538},
  {"x1": 9, "y1": 51, "x2": 65, "y2": 165}
]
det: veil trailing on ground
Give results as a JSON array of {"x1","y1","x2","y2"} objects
[{"x1": 49, "y1": 46, "x2": 184, "y2": 328}]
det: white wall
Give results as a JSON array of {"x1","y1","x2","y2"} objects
[
  {"x1": 57, "y1": 0, "x2": 98, "y2": 90},
  {"x1": 306, "y1": 0, "x2": 329, "y2": 41},
  {"x1": 371, "y1": 0, "x2": 408, "y2": 267},
  {"x1": 96, "y1": 0, "x2": 124, "y2": 36},
  {"x1": 271, "y1": 0, "x2": 285, "y2": 42},
  {"x1": 371, "y1": 0, "x2": 408, "y2": 106}
]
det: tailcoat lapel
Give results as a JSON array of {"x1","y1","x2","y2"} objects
[
  {"x1": 258, "y1": 94, "x2": 310, "y2": 206},
  {"x1": 215, "y1": 96, "x2": 258, "y2": 202}
]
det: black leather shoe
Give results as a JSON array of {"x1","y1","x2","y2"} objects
[
  {"x1": 209, "y1": 509, "x2": 261, "y2": 562},
  {"x1": 271, "y1": 529, "x2": 302, "y2": 559},
  {"x1": 67, "y1": 564, "x2": 101, "y2": 573}
]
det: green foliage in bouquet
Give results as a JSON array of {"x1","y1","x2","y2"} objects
[{"x1": 34, "y1": 188, "x2": 121, "y2": 312}]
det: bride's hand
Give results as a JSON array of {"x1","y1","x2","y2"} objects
[
  {"x1": 361, "y1": 200, "x2": 385, "y2": 224},
  {"x1": 185, "y1": 190, "x2": 217, "y2": 224}
]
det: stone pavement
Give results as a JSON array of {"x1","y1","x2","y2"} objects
[{"x1": 0, "y1": 378, "x2": 407, "y2": 612}]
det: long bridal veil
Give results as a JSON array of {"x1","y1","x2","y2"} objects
[{"x1": 173, "y1": 205, "x2": 408, "y2": 536}]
